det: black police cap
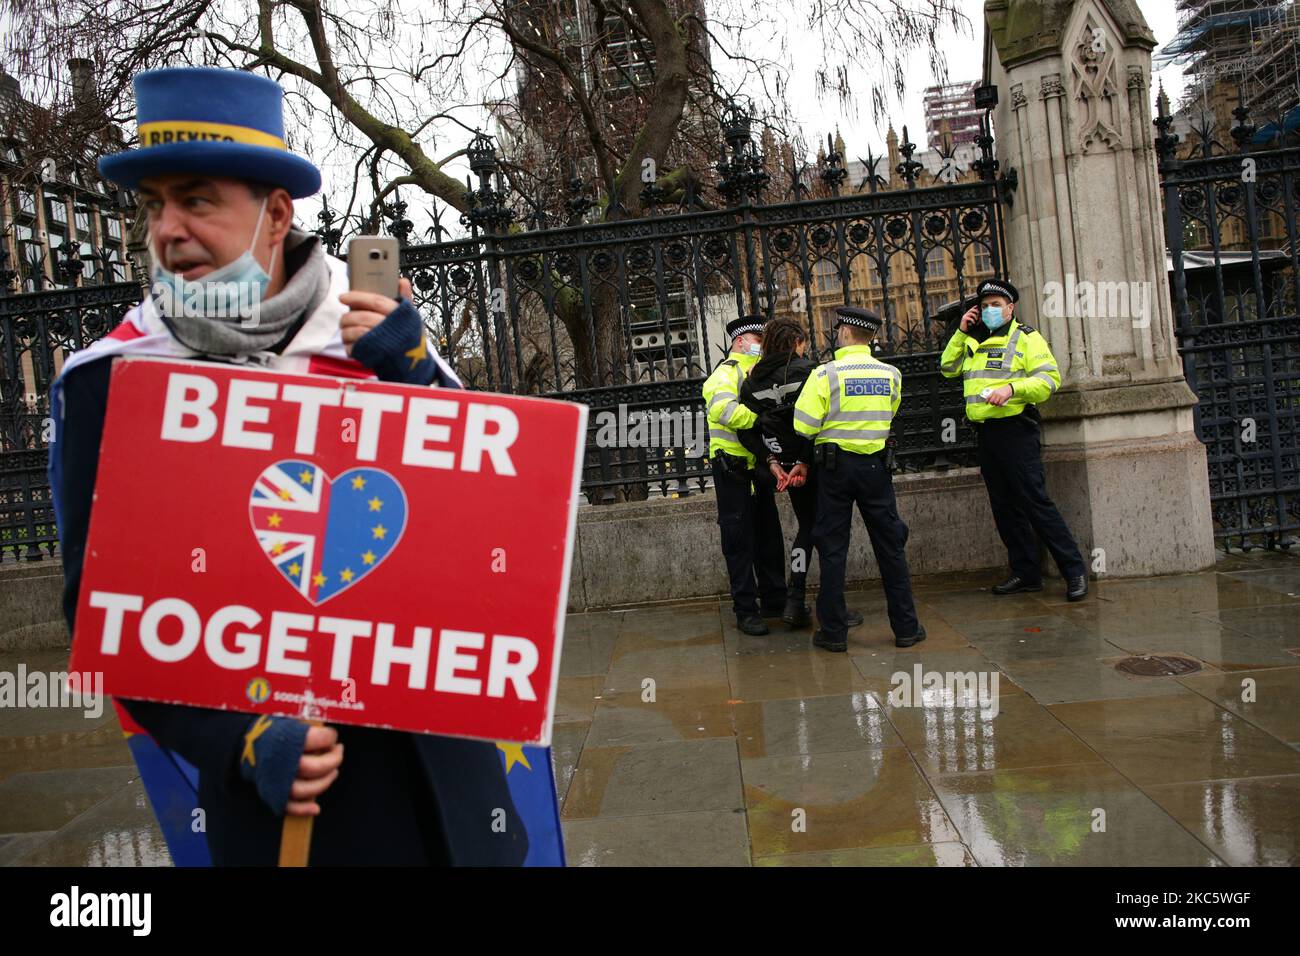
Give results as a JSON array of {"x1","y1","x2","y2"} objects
[
  {"x1": 832, "y1": 305, "x2": 883, "y2": 333},
  {"x1": 977, "y1": 278, "x2": 1019, "y2": 303},
  {"x1": 726, "y1": 315, "x2": 765, "y2": 339}
]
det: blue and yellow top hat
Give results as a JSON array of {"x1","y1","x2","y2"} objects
[{"x1": 98, "y1": 67, "x2": 321, "y2": 199}]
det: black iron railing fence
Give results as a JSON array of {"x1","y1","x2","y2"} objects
[
  {"x1": 10, "y1": 97, "x2": 1300, "y2": 557},
  {"x1": 3, "y1": 111, "x2": 1003, "y2": 555},
  {"x1": 1156, "y1": 94, "x2": 1300, "y2": 550},
  {"x1": 393, "y1": 118, "x2": 1006, "y2": 396},
  {"x1": 0, "y1": 282, "x2": 144, "y2": 560}
]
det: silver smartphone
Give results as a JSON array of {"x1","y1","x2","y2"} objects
[{"x1": 347, "y1": 236, "x2": 401, "y2": 297}]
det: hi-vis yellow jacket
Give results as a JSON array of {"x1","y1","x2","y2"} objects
[
  {"x1": 792, "y1": 344, "x2": 901, "y2": 455},
  {"x1": 939, "y1": 319, "x2": 1061, "y2": 423},
  {"x1": 704, "y1": 351, "x2": 760, "y2": 464}
]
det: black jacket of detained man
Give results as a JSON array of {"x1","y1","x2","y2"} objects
[{"x1": 737, "y1": 352, "x2": 817, "y2": 469}]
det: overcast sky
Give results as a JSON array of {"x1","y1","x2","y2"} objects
[
  {"x1": 759, "y1": 0, "x2": 1186, "y2": 160},
  {"x1": 358, "y1": 0, "x2": 1189, "y2": 238},
  {"x1": 371, "y1": 0, "x2": 1187, "y2": 237}
]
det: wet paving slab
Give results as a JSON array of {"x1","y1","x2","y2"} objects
[{"x1": 3, "y1": 551, "x2": 1299, "y2": 866}]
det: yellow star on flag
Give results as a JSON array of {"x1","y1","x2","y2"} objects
[
  {"x1": 372, "y1": 523, "x2": 387, "y2": 540},
  {"x1": 361, "y1": 550, "x2": 376, "y2": 566},
  {"x1": 351, "y1": 475, "x2": 366, "y2": 490},
  {"x1": 368, "y1": 496, "x2": 383, "y2": 512},
  {"x1": 312, "y1": 572, "x2": 327, "y2": 587},
  {"x1": 267, "y1": 513, "x2": 282, "y2": 528},
  {"x1": 278, "y1": 487, "x2": 292, "y2": 500},
  {"x1": 340, "y1": 567, "x2": 355, "y2": 583},
  {"x1": 288, "y1": 562, "x2": 301, "y2": 577},
  {"x1": 496, "y1": 742, "x2": 532, "y2": 774},
  {"x1": 298, "y1": 469, "x2": 313, "y2": 485},
  {"x1": 270, "y1": 542, "x2": 285, "y2": 555},
  {"x1": 405, "y1": 336, "x2": 428, "y2": 370},
  {"x1": 242, "y1": 714, "x2": 273, "y2": 767}
]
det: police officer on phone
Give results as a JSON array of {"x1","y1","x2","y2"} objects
[
  {"x1": 793, "y1": 306, "x2": 926, "y2": 652},
  {"x1": 704, "y1": 316, "x2": 788, "y2": 636},
  {"x1": 939, "y1": 278, "x2": 1088, "y2": 601}
]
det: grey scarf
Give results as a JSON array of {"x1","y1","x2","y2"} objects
[{"x1": 155, "y1": 228, "x2": 330, "y2": 359}]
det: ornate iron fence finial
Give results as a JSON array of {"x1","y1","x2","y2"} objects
[
  {"x1": 1154, "y1": 84, "x2": 1180, "y2": 163},
  {"x1": 896, "y1": 126, "x2": 923, "y2": 188},
  {"x1": 820, "y1": 132, "x2": 847, "y2": 194},
  {"x1": 460, "y1": 131, "x2": 513, "y2": 232}
]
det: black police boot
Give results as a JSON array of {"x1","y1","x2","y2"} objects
[
  {"x1": 1066, "y1": 575, "x2": 1089, "y2": 602},
  {"x1": 738, "y1": 614, "x2": 770, "y2": 636},
  {"x1": 782, "y1": 595, "x2": 811, "y2": 628},
  {"x1": 895, "y1": 625, "x2": 927, "y2": 649},
  {"x1": 783, "y1": 574, "x2": 810, "y2": 627},
  {"x1": 812, "y1": 630, "x2": 847, "y2": 653},
  {"x1": 845, "y1": 610, "x2": 865, "y2": 627},
  {"x1": 991, "y1": 576, "x2": 1043, "y2": 595}
]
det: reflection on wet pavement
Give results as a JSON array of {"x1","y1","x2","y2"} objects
[{"x1": 2, "y1": 552, "x2": 1298, "y2": 866}]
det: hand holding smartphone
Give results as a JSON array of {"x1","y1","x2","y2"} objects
[
  {"x1": 339, "y1": 236, "x2": 407, "y2": 352},
  {"x1": 347, "y1": 236, "x2": 401, "y2": 297}
]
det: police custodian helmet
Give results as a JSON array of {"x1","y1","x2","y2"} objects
[
  {"x1": 832, "y1": 305, "x2": 883, "y2": 334},
  {"x1": 726, "y1": 315, "x2": 766, "y2": 339},
  {"x1": 976, "y1": 278, "x2": 1020, "y2": 303}
]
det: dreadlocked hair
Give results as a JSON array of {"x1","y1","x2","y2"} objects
[
  {"x1": 761, "y1": 317, "x2": 809, "y2": 386},
  {"x1": 762, "y1": 317, "x2": 808, "y2": 357}
]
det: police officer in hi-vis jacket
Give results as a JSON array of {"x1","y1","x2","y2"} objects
[
  {"x1": 793, "y1": 306, "x2": 926, "y2": 652},
  {"x1": 704, "y1": 315, "x2": 788, "y2": 636},
  {"x1": 939, "y1": 278, "x2": 1088, "y2": 601}
]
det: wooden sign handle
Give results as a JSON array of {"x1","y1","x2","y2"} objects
[{"x1": 278, "y1": 719, "x2": 324, "y2": 867}]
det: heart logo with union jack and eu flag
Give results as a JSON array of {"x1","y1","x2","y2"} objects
[{"x1": 248, "y1": 459, "x2": 409, "y2": 606}]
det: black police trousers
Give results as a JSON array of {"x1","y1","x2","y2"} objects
[
  {"x1": 712, "y1": 457, "x2": 788, "y2": 618},
  {"x1": 975, "y1": 415, "x2": 1085, "y2": 582},
  {"x1": 812, "y1": 449, "x2": 920, "y2": 642}
]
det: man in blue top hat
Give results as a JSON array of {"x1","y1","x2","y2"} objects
[{"x1": 48, "y1": 67, "x2": 527, "y2": 865}]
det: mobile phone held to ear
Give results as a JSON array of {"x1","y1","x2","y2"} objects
[{"x1": 347, "y1": 236, "x2": 401, "y2": 298}]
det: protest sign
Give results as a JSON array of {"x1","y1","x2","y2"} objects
[{"x1": 69, "y1": 357, "x2": 586, "y2": 745}]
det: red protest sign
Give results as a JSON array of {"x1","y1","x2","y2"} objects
[{"x1": 68, "y1": 357, "x2": 587, "y2": 745}]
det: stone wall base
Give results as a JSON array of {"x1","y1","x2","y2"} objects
[
  {"x1": 569, "y1": 468, "x2": 1002, "y2": 610},
  {"x1": 0, "y1": 450, "x2": 1219, "y2": 645},
  {"x1": 0, "y1": 562, "x2": 70, "y2": 651},
  {"x1": 1042, "y1": 428, "x2": 1217, "y2": 578}
]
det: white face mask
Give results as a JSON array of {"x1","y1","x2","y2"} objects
[{"x1": 746, "y1": 342, "x2": 763, "y2": 356}]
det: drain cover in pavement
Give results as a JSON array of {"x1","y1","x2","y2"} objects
[{"x1": 1114, "y1": 655, "x2": 1203, "y2": 677}]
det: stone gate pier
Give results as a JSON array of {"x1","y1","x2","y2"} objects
[{"x1": 983, "y1": 0, "x2": 1216, "y2": 576}]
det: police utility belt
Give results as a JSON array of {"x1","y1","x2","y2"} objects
[
  {"x1": 712, "y1": 450, "x2": 752, "y2": 475},
  {"x1": 970, "y1": 403, "x2": 1042, "y2": 429},
  {"x1": 813, "y1": 439, "x2": 897, "y2": 473}
]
